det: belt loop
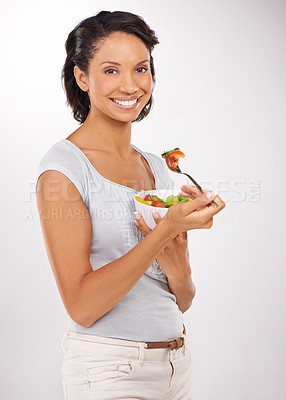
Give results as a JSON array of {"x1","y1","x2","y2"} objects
[
  {"x1": 138, "y1": 342, "x2": 145, "y2": 366},
  {"x1": 168, "y1": 347, "x2": 174, "y2": 392},
  {"x1": 183, "y1": 338, "x2": 186, "y2": 356},
  {"x1": 183, "y1": 325, "x2": 187, "y2": 356},
  {"x1": 169, "y1": 346, "x2": 173, "y2": 365},
  {"x1": 62, "y1": 332, "x2": 69, "y2": 352}
]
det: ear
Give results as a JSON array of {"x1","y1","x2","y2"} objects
[{"x1": 73, "y1": 65, "x2": 89, "y2": 92}]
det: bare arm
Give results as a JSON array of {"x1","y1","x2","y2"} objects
[
  {"x1": 135, "y1": 214, "x2": 196, "y2": 313},
  {"x1": 157, "y1": 233, "x2": 196, "y2": 313},
  {"x1": 36, "y1": 170, "x2": 174, "y2": 328},
  {"x1": 75, "y1": 223, "x2": 175, "y2": 327},
  {"x1": 167, "y1": 272, "x2": 196, "y2": 313}
]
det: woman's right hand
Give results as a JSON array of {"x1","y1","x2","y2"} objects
[{"x1": 160, "y1": 185, "x2": 226, "y2": 236}]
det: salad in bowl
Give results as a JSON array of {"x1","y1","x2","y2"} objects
[{"x1": 134, "y1": 189, "x2": 192, "y2": 230}]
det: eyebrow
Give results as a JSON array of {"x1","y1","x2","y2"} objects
[{"x1": 100, "y1": 59, "x2": 150, "y2": 66}]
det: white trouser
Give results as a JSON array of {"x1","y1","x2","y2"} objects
[{"x1": 61, "y1": 329, "x2": 192, "y2": 400}]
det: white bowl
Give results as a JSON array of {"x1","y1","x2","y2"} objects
[{"x1": 134, "y1": 189, "x2": 180, "y2": 230}]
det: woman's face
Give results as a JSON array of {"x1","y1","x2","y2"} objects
[{"x1": 76, "y1": 31, "x2": 154, "y2": 123}]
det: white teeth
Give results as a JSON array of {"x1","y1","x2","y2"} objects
[{"x1": 113, "y1": 98, "x2": 138, "y2": 106}]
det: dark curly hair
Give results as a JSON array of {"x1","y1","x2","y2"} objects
[{"x1": 61, "y1": 11, "x2": 159, "y2": 124}]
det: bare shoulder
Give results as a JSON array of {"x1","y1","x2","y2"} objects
[{"x1": 36, "y1": 169, "x2": 82, "y2": 204}]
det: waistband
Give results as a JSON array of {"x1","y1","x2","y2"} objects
[{"x1": 62, "y1": 324, "x2": 187, "y2": 363}]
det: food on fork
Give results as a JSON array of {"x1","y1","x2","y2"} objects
[
  {"x1": 161, "y1": 148, "x2": 185, "y2": 172},
  {"x1": 161, "y1": 147, "x2": 218, "y2": 208}
]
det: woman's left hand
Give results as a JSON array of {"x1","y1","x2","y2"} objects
[{"x1": 134, "y1": 211, "x2": 191, "y2": 282}]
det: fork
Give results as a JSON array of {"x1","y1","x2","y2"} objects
[{"x1": 173, "y1": 165, "x2": 218, "y2": 208}]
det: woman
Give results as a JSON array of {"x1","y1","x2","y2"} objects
[{"x1": 36, "y1": 10, "x2": 225, "y2": 400}]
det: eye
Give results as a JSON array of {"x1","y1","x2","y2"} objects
[
  {"x1": 104, "y1": 68, "x2": 117, "y2": 74},
  {"x1": 136, "y1": 67, "x2": 149, "y2": 73}
]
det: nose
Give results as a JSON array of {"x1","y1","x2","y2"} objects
[{"x1": 119, "y1": 72, "x2": 139, "y2": 94}]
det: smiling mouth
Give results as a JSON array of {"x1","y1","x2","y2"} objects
[{"x1": 110, "y1": 96, "x2": 142, "y2": 107}]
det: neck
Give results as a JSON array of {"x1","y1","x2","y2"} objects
[{"x1": 73, "y1": 106, "x2": 134, "y2": 159}]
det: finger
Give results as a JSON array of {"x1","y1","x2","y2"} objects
[
  {"x1": 180, "y1": 186, "x2": 215, "y2": 200},
  {"x1": 179, "y1": 190, "x2": 197, "y2": 199},
  {"x1": 134, "y1": 212, "x2": 152, "y2": 236},
  {"x1": 180, "y1": 191, "x2": 219, "y2": 215},
  {"x1": 188, "y1": 195, "x2": 225, "y2": 222},
  {"x1": 180, "y1": 185, "x2": 201, "y2": 198},
  {"x1": 152, "y1": 211, "x2": 163, "y2": 225}
]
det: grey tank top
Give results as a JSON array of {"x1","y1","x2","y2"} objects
[{"x1": 36, "y1": 139, "x2": 184, "y2": 341}]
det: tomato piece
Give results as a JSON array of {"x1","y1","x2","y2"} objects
[
  {"x1": 164, "y1": 149, "x2": 185, "y2": 171},
  {"x1": 151, "y1": 201, "x2": 166, "y2": 208},
  {"x1": 165, "y1": 156, "x2": 177, "y2": 171},
  {"x1": 144, "y1": 195, "x2": 153, "y2": 201},
  {"x1": 166, "y1": 155, "x2": 180, "y2": 171},
  {"x1": 168, "y1": 150, "x2": 185, "y2": 158}
]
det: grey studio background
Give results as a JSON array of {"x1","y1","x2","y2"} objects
[{"x1": 0, "y1": 0, "x2": 285, "y2": 399}]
